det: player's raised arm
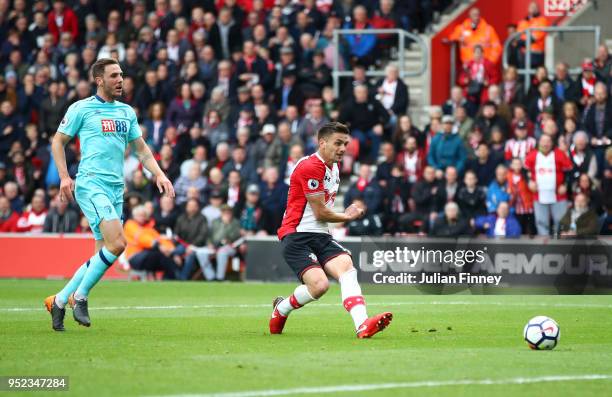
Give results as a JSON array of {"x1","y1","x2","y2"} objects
[
  {"x1": 51, "y1": 132, "x2": 75, "y2": 202},
  {"x1": 306, "y1": 193, "x2": 364, "y2": 223},
  {"x1": 130, "y1": 136, "x2": 175, "y2": 198}
]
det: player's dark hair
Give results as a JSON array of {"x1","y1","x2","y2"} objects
[
  {"x1": 317, "y1": 122, "x2": 350, "y2": 140},
  {"x1": 91, "y1": 58, "x2": 120, "y2": 79}
]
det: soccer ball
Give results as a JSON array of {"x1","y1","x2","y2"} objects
[{"x1": 523, "y1": 316, "x2": 560, "y2": 350}]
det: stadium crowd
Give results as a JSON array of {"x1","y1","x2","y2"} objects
[{"x1": 0, "y1": 1, "x2": 611, "y2": 279}]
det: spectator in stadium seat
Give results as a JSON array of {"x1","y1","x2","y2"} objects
[
  {"x1": 396, "y1": 136, "x2": 425, "y2": 184},
  {"x1": 583, "y1": 82, "x2": 612, "y2": 177},
  {"x1": 200, "y1": 188, "x2": 222, "y2": 224},
  {"x1": 443, "y1": 86, "x2": 477, "y2": 119},
  {"x1": 370, "y1": 0, "x2": 399, "y2": 56},
  {"x1": 552, "y1": 62, "x2": 579, "y2": 104},
  {"x1": 485, "y1": 85, "x2": 512, "y2": 124},
  {"x1": 174, "y1": 163, "x2": 207, "y2": 206},
  {"x1": 525, "y1": 134, "x2": 573, "y2": 236},
  {"x1": 236, "y1": 40, "x2": 270, "y2": 89},
  {"x1": 214, "y1": 7, "x2": 244, "y2": 60},
  {"x1": 427, "y1": 115, "x2": 467, "y2": 176},
  {"x1": 274, "y1": 69, "x2": 303, "y2": 118},
  {"x1": 3, "y1": 181, "x2": 23, "y2": 213},
  {"x1": 251, "y1": 124, "x2": 276, "y2": 174},
  {"x1": 126, "y1": 169, "x2": 153, "y2": 203},
  {"x1": 136, "y1": 69, "x2": 166, "y2": 115},
  {"x1": 339, "y1": 84, "x2": 389, "y2": 163},
  {"x1": 124, "y1": 205, "x2": 178, "y2": 279},
  {"x1": 340, "y1": 64, "x2": 373, "y2": 102},
  {"x1": 0, "y1": 195, "x2": 19, "y2": 232},
  {"x1": 572, "y1": 173, "x2": 604, "y2": 216},
  {"x1": 0, "y1": 100, "x2": 25, "y2": 161},
  {"x1": 568, "y1": 131, "x2": 598, "y2": 186},
  {"x1": 374, "y1": 142, "x2": 396, "y2": 188},
  {"x1": 501, "y1": 66, "x2": 525, "y2": 106},
  {"x1": 559, "y1": 193, "x2": 599, "y2": 237},
  {"x1": 266, "y1": 121, "x2": 302, "y2": 173},
  {"x1": 486, "y1": 164, "x2": 511, "y2": 214},
  {"x1": 204, "y1": 87, "x2": 231, "y2": 125},
  {"x1": 458, "y1": 45, "x2": 500, "y2": 104},
  {"x1": 47, "y1": 1, "x2": 79, "y2": 44},
  {"x1": 399, "y1": 166, "x2": 438, "y2": 234},
  {"x1": 7, "y1": 150, "x2": 39, "y2": 203},
  {"x1": 473, "y1": 201, "x2": 521, "y2": 238},
  {"x1": 454, "y1": 106, "x2": 474, "y2": 141},
  {"x1": 456, "y1": 170, "x2": 487, "y2": 221},
  {"x1": 376, "y1": 64, "x2": 409, "y2": 126},
  {"x1": 297, "y1": 103, "x2": 328, "y2": 154},
  {"x1": 594, "y1": 45, "x2": 611, "y2": 81},
  {"x1": 157, "y1": 144, "x2": 180, "y2": 183},
  {"x1": 392, "y1": 115, "x2": 424, "y2": 153},
  {"x1": 381, "y1": 164, "x2": 411, "y2": 233},
  {"x1": 198, "y1": 204, "x2": 241, "y2": 281},
  {"x1": 238, "y1": 183, "x2": 263, "y2": 235},
  {"x1": 38, "y1": 80, "x2": 67, "y2": 138},
  {"x1": 15, "y1": 194, "x2": 46, "y2": 233},
  {"x1": 43, "y1": 197, "x2": 79, "y2": 233},
  {"x1": 258, "y1": 167, "x2": 288, "y2": 235},
  {"x1": 223, "y1": 145, "x2": 258, "y2": 184},
  {"x1": 143, "y1": 102, "x2": 169, "y2": 152},
  {"x1": 210, "y1": 60, "x2": 239, "y2": 99},
  {"x1": 274, "y1": 46, "x2": 297, "y2": 90},
  {"x1": 298, "y1": 50, "x2": 332, "y2": 95},
  {"x1": 504, "y1": 120, "x2": 536, "y2": 163},
  {"x1": 529, "y1": 79, "x2": 561, "y2": 124},
  {"x1": 344, "y1": 164, "x2": 383, "y2": 216},
  {"x1": 475, "y1": 101, "x2": 510, "y2": 142},
  {"x1": 525, "y1": 65, "x2": 549, "y2": 105},
  {"x1": 166, "y1": 83, "x2": 199, "y2": 133},
  {"x1": 430, "y1": 201, "x2": 470, "y2": 238},
  {"x1": 507, "y1": 157, "x2": 535, "y2": 236},
  {"x1": 175, "y1": 198, "x2": 209, "y2": 280},
  {"x1": 434, "y1": 166, "x2": 461, "y2": 209},
  {"x1": 343, "y1": 5, "x2": 377, "y2": 67},
  {"x1": 516, "y1": 1, "x2": 549, "y2": 68},
  {"x1": 578, "y1": 59, "x2": 601, "y2": 108},
  {"x1": 346, "y1": 197, "x2": 384, "y2": 237},
  {"x1": 447, "y1": 8, "x2": 502, "y2": 65},
  {"x1": 180, "y1": 145, "x2": 208, "y2": 179},
  {"x1": 153, "y1": 195, "x2": 180, "y2": 234},
  {"x1": 225, "y1": 170, "x2": 246, "y2": 213}
]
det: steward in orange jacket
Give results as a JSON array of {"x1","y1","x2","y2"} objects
[
  {"x1": 448, "y1": 8, "x2": 502, "y2": 65},
  {"x1": 516, "y1": 2, "x2": 550, "y2": 55}
]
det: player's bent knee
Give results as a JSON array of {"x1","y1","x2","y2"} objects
[
  {"x1": 107, "y1": 236, "x2": 127, "y2": 256},
  {"x1": 306, "y1": 277, "x2": 329, "y2": 299}
]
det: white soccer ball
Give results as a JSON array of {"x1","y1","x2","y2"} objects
[{"x1": 523, "y1": 316, "x2": 560, "y2": 350}]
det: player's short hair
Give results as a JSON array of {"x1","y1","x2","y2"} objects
[
  {"x1": 317, "y1": 122, "x2": 350, "y2": 140},
  {"x1": 91, "y1": 58, "x2": 120, "y2": 79}
]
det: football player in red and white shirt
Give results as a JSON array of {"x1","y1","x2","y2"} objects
[{"x1": 271, "y1": 122, "x2": 393, "y2": 338}]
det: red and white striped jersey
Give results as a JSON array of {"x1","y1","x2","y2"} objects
[{"x1": 277, "y1": 152, "x2": 340, "y2": 240}]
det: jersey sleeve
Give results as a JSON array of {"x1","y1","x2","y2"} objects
[
  {"x1": 127, "y1": 106, "x2": 142, "y2": 142},
  {"x1": 57, "y1": 102, "x2": 84, "y2": 137},
  {"x1": 298, "y1": 160, "x2": 325, "y2": 196}
]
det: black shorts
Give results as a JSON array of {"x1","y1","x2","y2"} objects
[{"x1": 281, "y1": 232, "x2": 351, "y2": 281}]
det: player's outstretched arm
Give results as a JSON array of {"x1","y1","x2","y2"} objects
[
  {"x1": 51, "y1": 132, "x2": 75, "y2": 202},
  {"x1": 131, "y1": 137, "x2": 175, "y2": 198},
  {"x1": 306, "y1": 194, "x2": 364, "y2": 223}
]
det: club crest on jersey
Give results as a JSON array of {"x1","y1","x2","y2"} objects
[
  {"x1": 307, "y1": 179, "x2": 319, "y2": 190},
  {"x1": 309, "y1": 253, "x2": 317, "y2": 262}
]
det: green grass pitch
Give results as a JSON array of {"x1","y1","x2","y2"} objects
[{"x1": 1, "y1": 279, "x2": 611, "y2": 396}]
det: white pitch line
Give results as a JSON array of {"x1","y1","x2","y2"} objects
[
  {"x1": 2, "y1": 301, "x2": 612, "y2": 313},
  {"x1": 148, "y1": 374, "x2": 612, "y2": 397}
]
